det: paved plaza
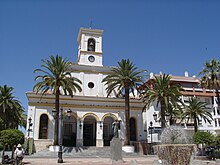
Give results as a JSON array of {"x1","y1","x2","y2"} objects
[
  {"x1": 23, "y1": 156, "x2": 218, "y2": 165},
  {"x1": 24, "y1": 156, "x2": 156, "y2": 165},
  {"x1": 20, "y1": 147, "x2": 218, "y2": 165},
  {"x1": 2, "y1": 147, "x2": 219, "y2": 165}
]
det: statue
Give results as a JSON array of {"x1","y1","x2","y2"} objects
[
  {"x1": 112, "y1": 120, "x2": 120, "y2": 138},
  {"x1": 111, "y1": 120, "x2": 122, "y2": 163}
]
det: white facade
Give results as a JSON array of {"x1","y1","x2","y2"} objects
[
  {"x1": 145, "y1": 73, "x2": 220, "y2": 143},
  {"x1": 26, "y1": 28, "x2": 145, "y2": 151},
  {"x1": 26, "y1": 28, "x2": 220, "y2": 151}
]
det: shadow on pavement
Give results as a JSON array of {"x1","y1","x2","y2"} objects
[{"x1": 63, "y1": 147, "x2": 89, "y2": 153}]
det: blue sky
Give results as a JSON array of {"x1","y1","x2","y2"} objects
[{"x1": 0, "y1": 0, "x2": 220, "y2": 112}]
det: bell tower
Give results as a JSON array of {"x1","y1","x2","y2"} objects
[{"x1": 77, "y1": 28, "x2": 104, "y2": 66}]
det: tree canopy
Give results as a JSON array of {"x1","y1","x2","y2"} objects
[
  {"x1": 199, "y1": 58, "x2": 220, "y2": 105},
  {"x1": 182, "y1": 97, "x2": 213, "y2": 132},
  {"x1": 0, "y1": 129, "x2": 24, "y2": 147},
  {"x1": 102, "y1": 59, "x2": 145, "y2": 145},
  {"x1": 0, "y1": 85, "x2": 25, "y2": 130},
  {"x1": 33, "y1": 55, "x2": 82, "y2": 145},
  {"x1": 140, "y1": 74, "x2": 183, "y2": 128}
]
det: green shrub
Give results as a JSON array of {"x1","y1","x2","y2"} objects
[
  {"x1": 0, "y1": 142, "x2": 3, "y2": 151},
  {"x1": 213, "y1": 134, "x2": 220, "y2": 148},
  {"x1": 0, "y1": 129, "x2": 24, "y2": 149},
  {"x1": 193, "y1": 131, "x2": 214, "y2": 146}
]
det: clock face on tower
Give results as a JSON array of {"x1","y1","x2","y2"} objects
[{"x1": 88, "y1": 55, "x2": 95, "y2": 62}]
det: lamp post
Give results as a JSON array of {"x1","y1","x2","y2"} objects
[
  {"x1": 149, "y1": 121, "x2": 153, "y2": 154},
  {"x1": 52, "y1": 108, "x2": 72, "y2": 163},
  {"x1": 153, "y1": 112, "x2": 157, "y2": 122},
  {"x1": 58, "y1": 108, "x2": 63, "y2": 163},
  {"x1": 67, "y1": 109, "x2": 72, "y2": 119},
  {"x1": 52, "y1": 109, "x2": 57, "y2": 120},
  {"x1": 144, "y1": 128, "x2": 147, "y2": 141},
  {"x1": 152, "y1": 112, "x2": 170, "y2": 148},
  {"x1": 150, "y1": 121, "x2": 153, "y2": 143},
  {"x1": 27, "y1": 117, "x2": 33, "y2": 137},
  {"x1": 26, "y1": 117, "x2": 33, "y2": 155}
]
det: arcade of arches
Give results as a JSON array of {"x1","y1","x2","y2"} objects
[{"x1": 38, "y1": 113, "x2": 137, "y2": 147}]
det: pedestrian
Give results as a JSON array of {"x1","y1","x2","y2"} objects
[{"x1": 14, "y1": 144, "x2": 25, "y2": 165}]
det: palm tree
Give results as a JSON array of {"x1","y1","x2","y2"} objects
[
  {"x1": 102, "y1": 59, "x2": 145, "y2": 145},
  {"x1": 181, "y1": 97, "x2": 213, "y2": 132},
  {"x1": 199, "y1": 58, "x2": 220, "y2": 105},
  {"x1": 140, "y1": 74, "x2": 183, "y2": 128},
  {"x1": 0, "y1": 85, "x2": 25, "y2": 130},
  {"x1": 33, "y1": 55, "x2": 82, "y2": 145},
  {"x1": 166, "y1": 101, "x2": 183, "y2": 125}
]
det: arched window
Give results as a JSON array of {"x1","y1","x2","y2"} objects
[
  {"x1": 39, "y1": 114, "x2": 48, "y2": 139},
  {"x1": 87, "y1": 38, "x2": 95, "y2": 52}
]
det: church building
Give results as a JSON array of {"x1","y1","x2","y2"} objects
[{"x1": 26, "y1": 28, "x2": 145, "y2": 152}]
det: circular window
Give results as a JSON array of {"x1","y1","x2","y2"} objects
[
  {"x1": 88, "y1": 82, "x2": 94, "y2": 89},
  {"x1": 88, "y1": 55, "x2": 95, "y2": 62}
]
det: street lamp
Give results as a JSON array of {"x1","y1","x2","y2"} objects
[
  {"x1": 149, "y1": 121, "x2": 153, "y2": 154},
  {"x1": 153, "y1": 112, "x2": 157, "y2": 121},
  {"x1": 27, "y1": 117, "x2": 33, "y2": 137},
  {"x1": 58, "y1": 108, "x2": 63, "y2": 163},
  {"x1": 57, "y1": 108, "x2": 72, "y2": 163},
  {"x1": 52, "y1": 109, "x2": 57, "y2": 119},
  {"x1": 149, "y1": 121, "x2": 153, "y2": 143},
  {"x1": 67, "y1": 109, "x2": 72, "y2": 118},
  {"x1": 26, "y1": 117, "x2": 33, "y2": 155}
]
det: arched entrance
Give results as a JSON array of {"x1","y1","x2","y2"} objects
[
  {"x1": 39, "y1": 114, "x2": 48, "y2": 139},
  {"x1": 129, "y1": 117, "x2": 137, "y2": 141},
  {"x1": 83, "y1": 115, "x2": 97, "y2": 146},
  {"x1": 63, "y1": 115, "x2": 77, "y2": 146},
  {"x1": 103, "y1": 116, "x2": 114, "y2": 146}
]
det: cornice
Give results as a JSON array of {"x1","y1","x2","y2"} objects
[
  {"x1": 26, "y1": 92, "x2": 143, "y2": 105},
  {"x1": 69, "y1": 69, "x2": 112, "y2": 74},
  {"x1": 28, "y1": 102, "x2": 142, "y2": 111},
  {"x1": 77, "y1": 28, "x2": 104, "y2": 43},
  {"x1": 181, "y1": 91, "x2": 216, "y2": 97},
  {"x1": 79, "y1": 50, "x2": 103, "y2": 55},
  {"x1": 69, "y1": 63, "x2": 112, "y2": 74}
]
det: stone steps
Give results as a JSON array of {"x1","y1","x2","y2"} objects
[{"x1": 29, "y1": 146, "x2": 140, "y2": 158}]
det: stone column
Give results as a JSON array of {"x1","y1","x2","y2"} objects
[
  {"x1": 96, "y1": 121, "x2": 103, "y2": 147},
  {"x1": 76, "y1": 119, "x2": 83, "y2": 147}
]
